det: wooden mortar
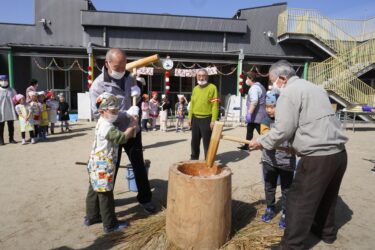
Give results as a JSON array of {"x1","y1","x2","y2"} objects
[{"x1": 166, "y1": 160, "x2": 232, "y2": 249}]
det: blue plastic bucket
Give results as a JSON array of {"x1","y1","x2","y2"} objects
[
  {"x1": 69, "y1": 113, "x2": 78, "y2": 122},
  {"x1": 126, "y1": 164, "x2": 149, "y2": 192}
]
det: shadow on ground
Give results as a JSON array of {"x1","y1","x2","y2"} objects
[
  {"x1": 114, "y1": 179, "x2": 168, "y2": 221},
  {"x1": 143, "y1": 139, "x2": 187, "y2": 149},
  {"x1": 42, "y1": 132, "x2": 88, "y2": 143},
  {"x1": 304, "y1": 195, "x2": 353, "y2": 249},
  {"x1": 216, "y1": 150, "x2": 250, "y2": 166}
]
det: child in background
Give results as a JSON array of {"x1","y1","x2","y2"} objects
[
  {"x1": 149, "y1": 91, "x2": 159, "y2": 131},
  {"x1": 29, "y1": 91, "x2": 41, "y2": 141},
  {"x1": 46, "y1": 91, "x2": 59, "y2": 134},
  {"x1": 159, "y1": 94, "x2": 171, "y2": 132},
  {"x1": 175, "y1": 95, "x2": 187, "y2": 132},
  {"x1": 57, "y1": 94, "x2": 71, "y2": 132},
  {"x1": 38, "y1": 91, "x2": 49, "y2": 140},
  {"x1": 141, "y1": 94, "x2": 150, "y2": 132},
  {"x1": 14, "y1": 94, "x2": 35, "y2": 145},
  {"x1": 260, "y1": 92, "x2": 296, "y2": 229},
  {"x1": 85, "y1": 92, "x2": 136, "y2": 233}
]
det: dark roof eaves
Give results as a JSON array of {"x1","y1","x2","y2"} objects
[
  {"x1": 81, "y1": 10, "x2": 247, "y2": 21},
  {"x1": 236, "y1": 2, "x2": 287, "y2": 12},
  {"x1": 0, "y1": 22, "x2": 35, "y2": 26}
]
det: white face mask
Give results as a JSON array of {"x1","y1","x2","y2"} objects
[
  {"x1": 108, "y1": 63, "x2": 125, "y2": 80},
  {"x1": 105, "y1": 113, "x2": 118, "y2": 123},
  {"x1": 272, "y1": 77, "x2": 284, "y2": 92},
  {"x1": 245, "y1": 79, "x2": 251, "y2": 86},
  {"x1": 0, "y1": 80, "x2": 9, "y2": 87},
  {"x1": 197, "y1": 80, "x2": 207, "y2": 86}
]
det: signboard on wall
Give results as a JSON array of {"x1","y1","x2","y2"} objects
[{"x1": 174, "y1": 67, "x2": 218, "y2": 77}]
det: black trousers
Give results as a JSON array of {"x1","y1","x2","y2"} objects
[
  {"x1": 281, "y1": 150, "x2": 347, "y2": 250},
  {"x1": 262, "y1": 162, "x2": 294, "y2": 212},
  {"x1": 190, "y1": 116, "x2": 212, "y2": 160},
  {"x1": 116, "y1": 131, "x2": 152, "y2": 204},
  {"x1": 34, "y1": 125, "x2": 39, "y2": 138},
  {"x1": 246, "y1": 122, "x2": 260, "y2": 141},
  {"x1": 21, "y1": 131, "x2": 35, "y2": 139},
  {"x1": 0, "y1": 120, "x2": 15, "y2": 142},
  {"x1": 141, "y1": 119, "x2": 148, "y2": 131},
  {"x1": 85, "y1": 183, "x2": 117, "y2": 228}
]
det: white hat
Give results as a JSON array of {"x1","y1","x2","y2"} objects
[
  {"x1": 162, "y1": 94, "x2": 166, "y2": 99},
  {"x1": 177, "y1": 94, "x2": 185, "y2": 99},
  {"x1": 136, "y1": 76, "x2": 146, "y2": 86}
]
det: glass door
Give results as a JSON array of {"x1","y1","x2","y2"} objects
[{"x1": 50, "y1": 69, "x2": 71, "y2": 108}]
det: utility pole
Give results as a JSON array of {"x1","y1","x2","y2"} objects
[
  {"x1": 237, "y1": 49, "x2": 244, "y2": 122},
  {"x1": 7, "y1": 51, "x2": 14, "y2": 88}
]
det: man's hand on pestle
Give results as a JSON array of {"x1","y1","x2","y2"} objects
[{"x1": 249, "y1": 138, "x2": 263, "y2": 150}]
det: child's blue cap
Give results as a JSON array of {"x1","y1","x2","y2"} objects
[
  {"x1": 0, "y1": 75, "x2": 8, "y2": 80},
  {"x1": 266, "y1": 92, "x2": 278, "y2": 106}
]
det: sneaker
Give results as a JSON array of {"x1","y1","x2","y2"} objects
[
  {"x1": 31, "y1": 138, "x2": 36, "y2": 144},
  {"x1": 261, "y1": 207, "x2": 275, "y2": 223},
  {"x1": 21, "y1": 139, "x2": 26, "y2": 145},
  {"x1": 371, "y1": 167, "x2": 375, "y2": 173},
  {"x1": 103, "y1": 221, "x2": 129, "y2": 233},
  {"x1": 83, "y1": 216, "x2": 102, "y2": 226},
  {"x1": 238, "y1": 145, "x2": 249, "y2": 150},
  {"x1": 140, "y1": 201, "x2": 156, "y2": 214},
  {"x1": 152, "y1": 128, "x2": 157, "y2": 131},
  {"x1": 279, "y1": 213, "x2": 286, "y2": 229}
]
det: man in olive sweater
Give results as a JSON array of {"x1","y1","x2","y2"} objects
[{"x1": 188, "y1": 68, "x2": 219, "y2": 160}]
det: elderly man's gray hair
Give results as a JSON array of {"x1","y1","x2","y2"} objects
[
  {"x1": 269, "y1": 60, "x2": 296, "y2": 79},
  {"x1": 105, "y1": 48, "x2": 126, "y2": 62},
  {"x1": 197, "y1": 68, "x2": 208, "y2": 75}
]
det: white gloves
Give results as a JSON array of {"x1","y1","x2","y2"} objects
[
  {"x1": 131, "y1": 85, "x2": 141, "y2": 97},
  {"x1": 126, "y1": 106, "x2": 140, "y2": 117}
]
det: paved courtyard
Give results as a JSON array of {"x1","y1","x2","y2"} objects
[{"x1": 0, "y1": 121, "x2": 374, "y2": 250}]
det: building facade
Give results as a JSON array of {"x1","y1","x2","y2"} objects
[{"x1": 0, "y1": 0, "x2": 330, "y2": 110}]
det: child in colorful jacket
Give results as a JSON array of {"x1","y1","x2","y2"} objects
[
  {"x1": 260, "y1": 91, "x2": 296, "y2": 229},
  {"x1": 14, "y1": 94, "x2": 36, "y2": 145},
  {"x1": 85, "y1": 92, "x2": 136, "y2": 233},
  {"x1": 149, "y1": 91, "x2": 159, "y2": 131},
  {"x1": 46, "y1": 91, "x2": 59, "y2": 134},
  {"x1": 29, "y1": 91, "x2": 41, "y2": 141},
  {"x1": 175, "y1": 95, "x2": 188, "y2": 132},
  {"x1": 38, "y1": 91, "x2": 49, "y2": 139},
  {"x1": 141, "y1": 94, "x2": 150, "y2": 132}
]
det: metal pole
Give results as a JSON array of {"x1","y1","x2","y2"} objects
[
  {"x1": 303, "y1": 61, "x2": 309, "y2": 80},
  {"x1": 7, "y1": 51, "x2": 14, "y2": 88},
  {"x1": 237, "y1": 49, "x2": 244, "y2": 122}
]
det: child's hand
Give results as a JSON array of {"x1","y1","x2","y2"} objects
[
  {"x1": 125, "y1": 126, "x2": 136, "y2": 137},
  {"x1": 129, "y1": 116, "x2": 139, "y2": 127}
]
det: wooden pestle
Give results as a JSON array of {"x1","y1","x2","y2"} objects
[
  {"x1": 205, "y1": 122, "x2": 225, "y2": 168},
  {"x1": 206, "y1": 122, "x2": 292, "y2": 168}
]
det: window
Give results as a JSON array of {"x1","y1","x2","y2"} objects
[{"x1": 181, "y1": 77, "x2": 193, "y2": 92}]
